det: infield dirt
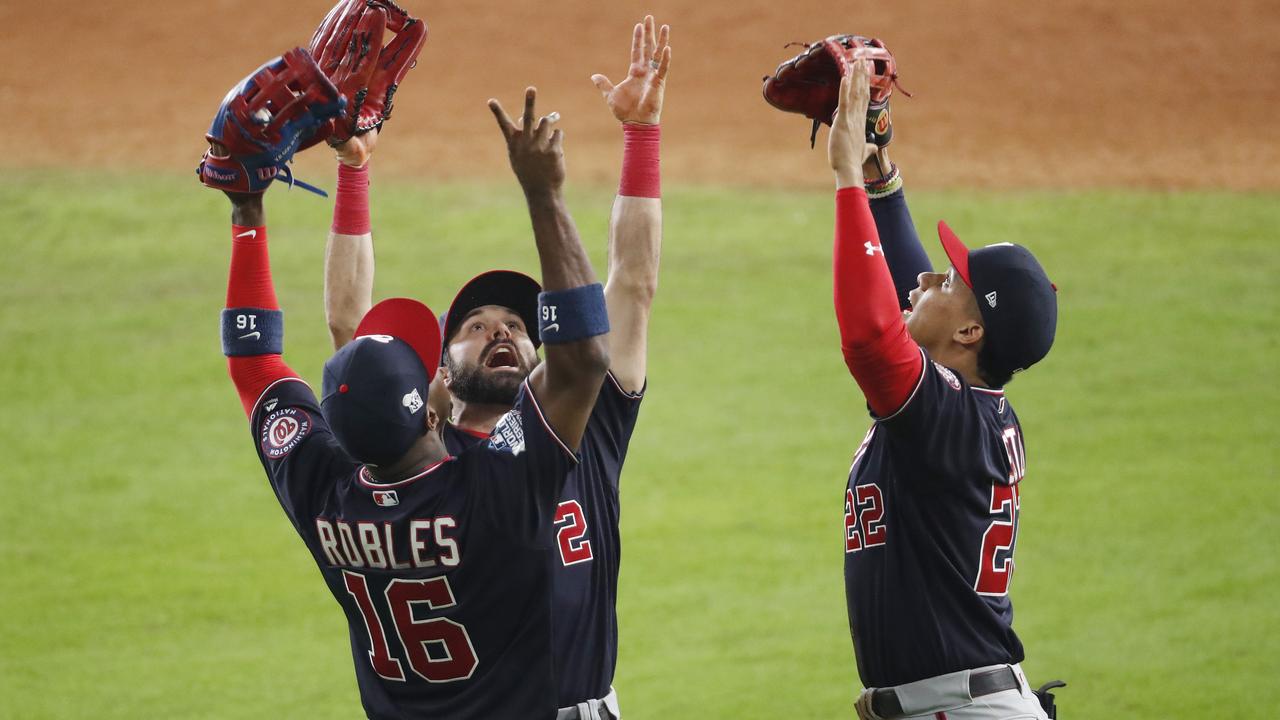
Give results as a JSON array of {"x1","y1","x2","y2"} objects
[{"x1": 3, "y1": 0, "x2": 1277, "y2": 190}]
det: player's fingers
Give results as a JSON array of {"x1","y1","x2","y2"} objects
[
  {"x1": 535, "y1": 111, "x2": 560, "y2": 144},
  {"x1": 488, "y1": 98, "x2": 515, "y2": 139},
  {"x1": 522, "y1": 87, "x2": 537, "y2": 136},
  {"x1": 656, "y1": 23, "x2": 670, "y2": 57},
  {"x1": 550, "y1": 128, "x2": 564, "y2": 152},
  {"x1": 655, "y1": 45, "x2": 672, "y2": 81},
  {"x1": 591, "y1": 74, "x2": 615, "y2": 97},
  {"x1": 629, "y1": 22, "x2": 643, "y2": 67},
  {"x1": 644, "y1": 15, "x2": 657, "y2": 60}
]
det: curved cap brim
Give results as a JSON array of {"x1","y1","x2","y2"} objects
[
  {"x1": 443, "y1": 270, "x2": 543, "y2": 349},
  {"x1": 937, "y1": 220, "x2": 973, "y2": 288}
]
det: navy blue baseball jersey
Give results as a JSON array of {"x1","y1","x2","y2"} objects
[
  {"x1": 251, "y1": 376, "x2": 577, "y2": 720},
  {"x1": 843, "y1": 348, "x2": 1028, "y2": 688},
  {"x1": 444, "y1": 371, "x2": 643, "y2": 705}
]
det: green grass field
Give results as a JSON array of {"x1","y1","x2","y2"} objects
[{"x1": 1, "y1": 172, "x2": 1276, "y2": 718}]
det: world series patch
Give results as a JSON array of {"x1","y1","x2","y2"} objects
[
  {"x1": 260, "y1": 407, "x2": 312, "y2": 459},
  {"x1": 488, "y1": 409, "x2": 526, "y2": 456},
  {"x1": 932, "y1": 361, "x2": 963, "y2": 391}
]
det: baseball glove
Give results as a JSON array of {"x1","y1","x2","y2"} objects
[
  {"x1": 198, "y1": 48, "x2": 345, "y2": 194},
  {"x1": 309, "y1": 0, "x2": 428, "y2": 144},
  {"x1": 762, "y1": 35, "x2": 909, "y2": 147}
]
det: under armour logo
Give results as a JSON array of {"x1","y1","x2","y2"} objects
[
  {"x1": 985, "y1": 291, "x2": 998, "y2": 308},
  {"x1": 865, "y1": 241, "x2": 883, "y2": 256}
]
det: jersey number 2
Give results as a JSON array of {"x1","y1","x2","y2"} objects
[
  {"x1": 343, "y1": 571, "x2": 479, "y2": 683},
  {"x1": 554, "y1": 500, "x2": 593, "y2": 566},
  {"x1": 975, "y1": 427, "x2": 1025, "y2": 596}
]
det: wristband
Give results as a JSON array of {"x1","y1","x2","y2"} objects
[
  {"x1": 537, "y1": 284, "x2": 609, "y2": 345},
  {"x1": 619, "y1": 123, "x2": 661, "y2": 198},
  {"x1": 222, "y1": 308, "x2": 284, "y2": 356},
  {"x1": 332, "y1": 162, "x2": 371, "y2": 235},
  {"x1": 865, "y1": 162, "x2": 903, "y2": 200}
]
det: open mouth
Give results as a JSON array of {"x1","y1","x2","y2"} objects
[{"x1": 484, "y1": 345, "x2": 520, "y2": 370}]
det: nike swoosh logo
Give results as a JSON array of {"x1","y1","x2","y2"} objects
[
  {"x1": 238, "y1": 331, "x2": 261, "y2": 340},
  {"x1": 543, "y1": 324, "x2": 560, "y2": 333},
  {"x1": 235, "y1": 229, "x2": 258, "y2": 239}
]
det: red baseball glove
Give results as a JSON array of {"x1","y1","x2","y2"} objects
[
  {"x1": 309, "y1": 0, "x2": 428, "y2": 144},
  {"x1": 762, "y1": 35, "x2": 909, "y2": 147}
]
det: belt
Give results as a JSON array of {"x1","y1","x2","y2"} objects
[
  {"x1": 556, "y1": 688, "x2": 619, "y2": 720},
  {"x1": 871, "y1": 666, "x2": 1019, "y2": 719}
]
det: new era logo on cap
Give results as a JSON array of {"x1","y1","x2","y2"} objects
[{"x1": 986, "y1": 291, "x2": 998, "y2": 308}]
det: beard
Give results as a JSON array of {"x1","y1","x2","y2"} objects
[{"x1": 446, "y1": 343, "x2": 537, "y2": 407}]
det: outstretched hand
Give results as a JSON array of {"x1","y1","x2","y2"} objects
[
  {"x1": 591, "y1": 15, "x2": 671, "y2": 125},
  {"x1": 829, "y1": 55, "x2": 880, "y2": 189},
  {"x1": 489, "y1": 87, "x2": 565, "y2": 197}
]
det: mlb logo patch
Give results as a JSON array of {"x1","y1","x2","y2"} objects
[{"x1": 372, "y1": 490, "x2": 399, "y2": 507}]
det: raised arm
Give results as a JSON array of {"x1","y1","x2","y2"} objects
[
  {"x1": 323, "y1": 131, "x2": 378, "y2": 350},
  {"x1": 221, "y1": 190, "x2": 301, "y2": 417},
  {"x1": 828, "y1": 61, "x2": 922, "y2": 417},
  {"x1": 489, "y1": 89, "x2": 610, "y2": 449},
  {"x1": 591, "y1": 16, "x2": 671, "y2": 393}
]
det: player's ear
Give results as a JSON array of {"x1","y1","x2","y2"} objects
[{"x1": 953, "y1": 319, "x2": 984, "y2": 349}]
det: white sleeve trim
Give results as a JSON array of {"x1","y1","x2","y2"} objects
[
  {"x1": 249, "y1": 376, "x2": 312, "y2": 421},
  {"x1": 521, "y1": 379, "x2": 580, "y2": 464},
  {"x1": 874, "y1": 347, "x2": 928, "y2": 423},
  {"x1": 605, "y1": 369, "x2": 646, "y2": 400}
]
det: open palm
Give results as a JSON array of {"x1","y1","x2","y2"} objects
[{"x1": 591, "y1": 16, "x2": 671, "y2": 125}]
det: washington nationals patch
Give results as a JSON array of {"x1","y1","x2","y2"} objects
[{"x1": 260, "y1": 407, "x2": 313, "y2": 459}]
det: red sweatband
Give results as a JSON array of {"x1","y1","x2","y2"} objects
[
  {"x1": 332, "y1": 162, "x2": 371, "y2": 235},
  {"x1": 619, "y1": 123, "x2": 661, "y2": 198},
  {"x1": 226, "y1": 225, "x2": 277, "y2": 309}
]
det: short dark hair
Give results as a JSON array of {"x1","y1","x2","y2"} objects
[{"x1": 976, "y1": 342, "x2": 1013, "y2": 389}]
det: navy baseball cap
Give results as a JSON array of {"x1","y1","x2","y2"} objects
[
  {"x1": 442, "y1": 270, "x2": 542, "y2": 356},
  {"x1": 938, "y1": 221, "x2": 1058, "y2": 379},
  {"x1": 321, "y1": 298, "x2": 443, "y2": 467}
]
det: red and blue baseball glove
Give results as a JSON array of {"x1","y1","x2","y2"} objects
[
  {"x1": 198, "y1": 48, "x2": 345, "y2": 194},
  {"x1": 309, "y1": 0, "x2": 427, "y2": 144}
]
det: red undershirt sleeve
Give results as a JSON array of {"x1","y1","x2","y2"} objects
[
  {"x1": 225, "y1": 224, "x2": 298, "y2": 417},
  {"x1": 833, "y1": 187, "x2": 924, "y2": 417}
]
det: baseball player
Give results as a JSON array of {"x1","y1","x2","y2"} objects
[
  {"x1": 215, "y1": 79, "x2": 611, "y2": 718},
  {"x1": 322, "y1": 16, "x2": 670, "y2": 719},
  {"x1": 828, "y1": 57, "x2": 1059, "y2": 720}
]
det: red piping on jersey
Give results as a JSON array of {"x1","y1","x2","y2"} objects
[
  {"x1": 225, "y1": 225, "x2": 297, "y2": 417},
  {"x1": 833, "y1": 188, "x2": 924, "y2": 417},
  {"x1": 359, "y1": 458, "x2": 453, "y2": 489}
]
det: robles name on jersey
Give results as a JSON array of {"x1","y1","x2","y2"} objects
[{"x1": 315, "y1": 515, "x2": 461, "y2": 571}]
